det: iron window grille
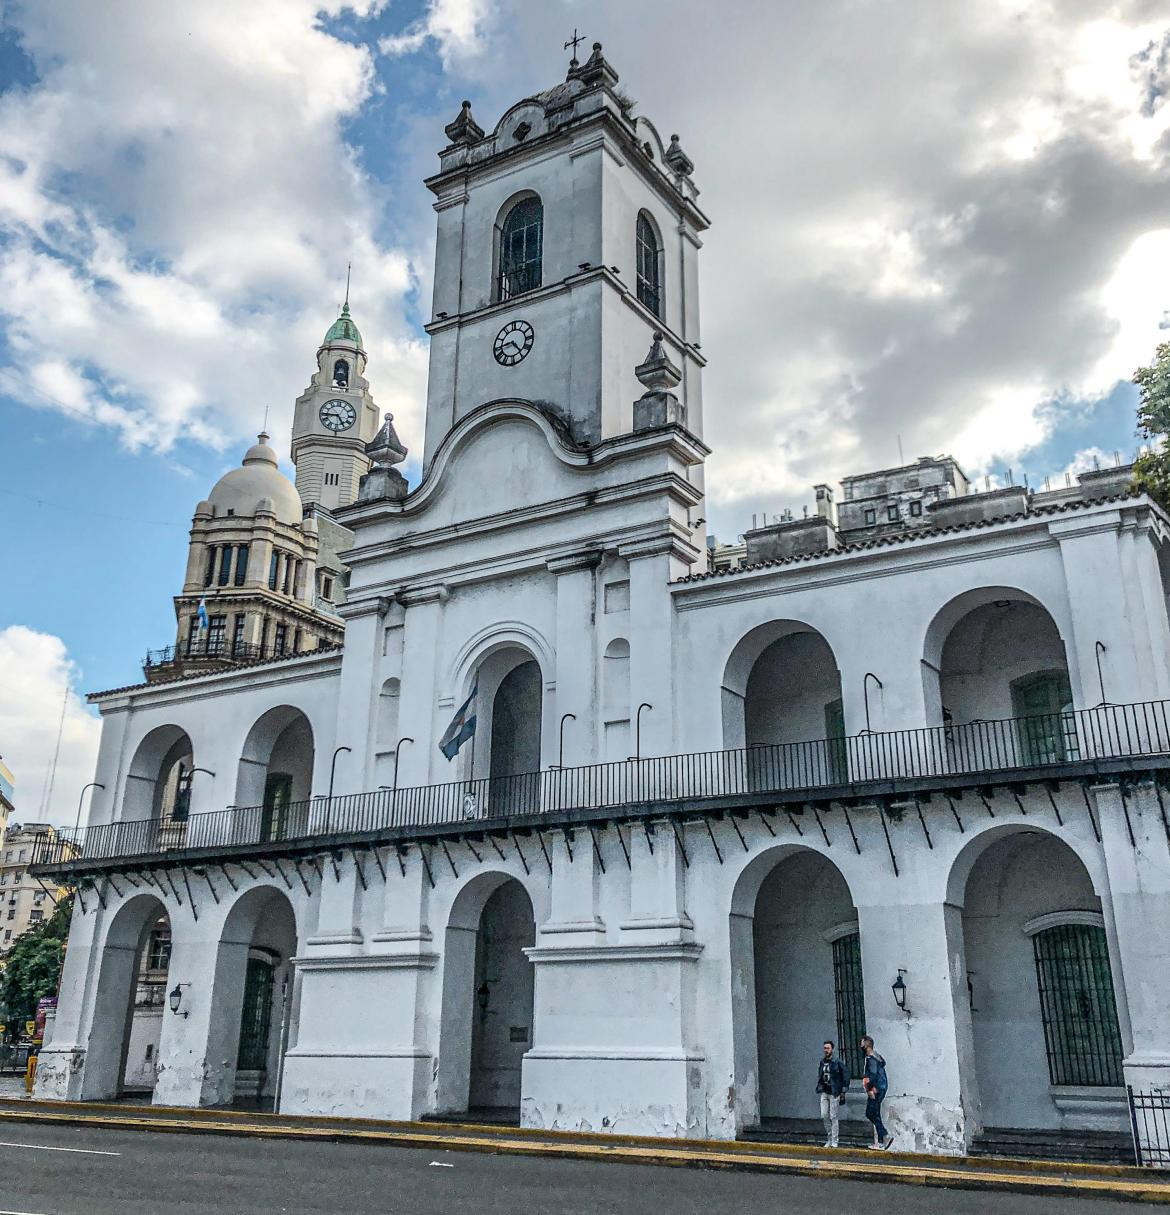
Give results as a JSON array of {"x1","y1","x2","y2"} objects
[
  {"x1": 497, "y1": 197, "x2": 543, "y2": 300},
  {"x1": 832, "y1": 931, "x2": 867, "y2": 1080},
  {"x1": 1032, "y1": 923, "x2": 1124, "y2": 1087},
  {"x1": 636, "y1": 213, "x2": 662, "y2": 317}
]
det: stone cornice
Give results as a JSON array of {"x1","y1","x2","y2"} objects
[
  {"x1": 89, "y1": 648, "x2": 342, "y2": 709},
  {"x1": 546, "y1": 550, "x2": 605, "y2": 574},
  {"x1": 523, "y1": 942, "x2": 703, "y2": 964},
  {"x1": 423, "y1": 266, "x2": 705, "y2": 370}
]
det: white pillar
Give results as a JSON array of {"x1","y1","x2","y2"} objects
[
  {"x1": 282, "y1": 847, "x2": 438, "y2": 1120},
  {"x1": 855, "y1": 894, "x2": 973, "y2": 1154},
  {"x1": 548, "y1": 553, "x2": 601, "y2": 768},
  {"x1": 1093, "y1": 782, "x2": 1170, "y2": 1091},
  {"x1": 396, "y1": 588, "x2": 445, "y2": 787}
]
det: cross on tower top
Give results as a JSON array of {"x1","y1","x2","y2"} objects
[{"x1": 563, "y1": 28, "x2": 585, "y2": 62}]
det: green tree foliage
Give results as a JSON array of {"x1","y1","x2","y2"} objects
[
  {"x1": 0, "y1": 895, "x2": 71, "y2": 1034},
  {"x1": 1132, "y1": 341, "x2": 1170, "y2": 507}
]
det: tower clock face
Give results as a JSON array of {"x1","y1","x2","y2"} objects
[
  {"x1": 319, "y1": 398, "x2": 356, "y2": 432},
  {"x1": 493, "y1": 319, "x2": 534, "y2": 367}
]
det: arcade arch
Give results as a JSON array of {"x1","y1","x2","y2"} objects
[
  {"x1": 722, "y1": 622, "x2": 845, "y2": 788},
  {"x1": 955, "y1": 828, "x2": 1126, "y2": 1132},
  {"x1": 234, "y1": 707, "x2": 315, "y2": 841},
  {"x1": 924, "y1": 590, "x2": 1075, "y2": 769},
  {"x1": 123, "y1": 726, "x2": 194, "y2": 832},
  {"x1": 730, "y1": 847, "x2": 862, "y2": 1129},
  {"x1": 206, "y1": 886, "x2": 299, "y2": 1107},
  {"x1": 78, "y1": 893, "x2": 172, "y2": 1100},
  {"x1": 437, "y1": 873, "x2": 536, "y2": 1119}
]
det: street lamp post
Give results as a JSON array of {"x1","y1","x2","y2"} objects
[
  {"x1": 634, "y1": 703, "x2": 653, "y2": 762},
  {"x1": 328, "y1": 746, "x2": 351, "y2": 803},
  {"x1": 72, "y1": 782, "x2": 105, "y2": 839},
  {"x1": 391, "y1": 736, "x2": 414, "y2": 813},
  {"x1": 557, "y1": 713, "x2": 576, "y2": 768}
]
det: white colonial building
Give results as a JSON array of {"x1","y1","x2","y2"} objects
[{"x1": 33, "y1": 46, "x2": 1170, "y2": 1159}]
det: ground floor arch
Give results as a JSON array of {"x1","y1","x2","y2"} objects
[
  {"x1": 80, "y1": 893, "x2": 172, "y2": 1101},
  {"x1": 730, "y1": 846, "x2": 861, "y2": 1129},
  {"x1": 956, "y1": 828, "x2": 1127, "y2": 1132},
  {"x1": 205, "y1": 886, "x2": 299, "y2": 1106},
  {"x1": 438, "y1": 873, "x2": 536, "y2": 1118}
]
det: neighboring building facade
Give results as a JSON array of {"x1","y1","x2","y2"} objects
[
  {"x1": 0, "y1": 825, "x2": 72, "y2": 956},
  {"x1": 33, "y1": 48, "x2": 1170, "y2": 1160},
  {"x1": 0, "y1": 760, "x2": 13, "y2": 857}
]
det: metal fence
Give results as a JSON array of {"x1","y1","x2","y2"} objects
[
  {"x1": 31, "y1": 699, "x2": 1170, "y2": 868},
  {"x1": 1129, "y1": 1088, "x2": 1170, "y2": 1169},
  {"x1": 143, "y1": 640, "x2": 341, "y2": 671}
]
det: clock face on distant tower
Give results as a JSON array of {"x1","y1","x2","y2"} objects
[
  {"x1": 319, "y1": 398, "x2": 356, "y2": 432},
  {"x1": 493, "y1": 319, "x2": 534, "y2": 367}
]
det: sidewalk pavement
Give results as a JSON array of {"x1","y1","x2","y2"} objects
[{"x1": 0, "y1": 1098, "x2": 1165, "y2": 1204}]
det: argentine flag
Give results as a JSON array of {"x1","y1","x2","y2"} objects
[
  {"x1": 439, "y1": 683, "x2": 477, "y2": 760},
  {"x1": 197, "y1": 598, "x2": 209, "y2": 630}
]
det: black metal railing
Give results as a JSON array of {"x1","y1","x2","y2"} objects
[
  {"x1": 144, "y1": 640, "x2": 342, "y2": 671},
  {"x1": 32, "y1": 700, "x2": 1170, "y2": 868},
  {"x1": 1129, "y1": 1087, "x2": 1170, "y2": 1168}
]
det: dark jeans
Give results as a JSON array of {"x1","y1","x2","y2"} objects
[{"x1": 865, "y1": 1093, "x2": 888, "y2": 1141}]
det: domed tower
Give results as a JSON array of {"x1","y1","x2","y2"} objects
[
  {"x1": 144, "y1": 433, "x2": 345, "y2": 682},
  {"x1": 290, "y1": 295, "x2": 381, "y2": 510}
]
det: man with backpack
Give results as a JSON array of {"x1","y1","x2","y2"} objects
[
  {"x1": 860, "y1": 1034, "x2": 893, "y2": 1149},
  {"x1": 815, "y1": 1039, "x2": 849, "y2": 1147}
]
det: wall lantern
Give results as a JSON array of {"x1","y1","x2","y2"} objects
[
  {"x1": 168, "y1": 983, "x2": 190, "y2": 1018},
  {"x1": 891, "y1": 970, "x2": 909, "y2": 1015},
  {"x1": 476, "y1": 980, "x2": 491, "y2": 1015}
]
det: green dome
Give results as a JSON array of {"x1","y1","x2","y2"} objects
[{"x1": 323, "y1": 302, "x2": 362, "y2": 347}]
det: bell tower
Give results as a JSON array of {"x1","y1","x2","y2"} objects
[
  {"x1": 291, "y1": 290, "x2": 381, "y2": 510},
  {"x1": 422, "y1": 44, "x2": 710, "y2": 470}
]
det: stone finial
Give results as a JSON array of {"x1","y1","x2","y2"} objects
[
  {"x1": 576, "y1": 41, "x2": 619, "y2": 88},
  {"x1": 444, "y1": 99, "x2": 485, "y2": 146},
  {"x1": 635, "y1": 332, "x2": 683, "y2": 393},
  {"x1": 664, "y1": 133, "x2": 694, "y2": 177},
  {"x1": 366, "y1": 411, "x2": 408, "y2": 467},
  {"x1": 358, "y1": 412, "x2": 410, "y2": 503},
  {"x1": 633, "y1": 332, "x2": 686, "y2": 432}
]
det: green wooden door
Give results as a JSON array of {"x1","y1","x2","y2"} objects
[
  {"x1": 236, "y1": 957, "x2": 275, "y2": 1073},
  {"x1": 1011, "y1": 671, "x2": 1078, "y2": 765},
  {"x1": 260, "y1": 773, "x2": 293, "y2": 842},
  {"x1": 824, "y1": 697, "x2": 847, "y2": 784}
]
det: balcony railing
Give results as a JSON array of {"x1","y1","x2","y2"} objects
[
  {"x1": 144, "y1": 640, "x2": 342, "y2": 672},
  {"x1": 33, "y1": 700, "x2": 1170, "y2": 868}
]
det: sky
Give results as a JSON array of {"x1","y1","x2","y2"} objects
[{"x1": 0, "y1": 0, "x2": 1168, "y2": 828}]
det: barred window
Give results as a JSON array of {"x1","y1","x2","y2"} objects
[
  {"x1": 832, "y1": 931, "x2": 867, "y2": 1080},
  {"x1": 1032, "y1": 922, "x2": 1123, "y2": 1087}
]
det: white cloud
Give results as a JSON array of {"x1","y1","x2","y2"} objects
[
  {"x1": 0, "y1": 627, "x2": 101, "y2": 832},
  {"x1": 0, "y1": 0, "x2": 429, "y2": 460},
  {"x1": 1, "y1": 0, "x2": 1167, "y2": 538},
  {"x1": 380, "y1": 0, "x2": 493, "y2": 66}
]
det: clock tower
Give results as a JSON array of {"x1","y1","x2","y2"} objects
[
  {"x1": 291, "y1": 300, "x2": 381, "y2": 510},
  {"x1": 422, "y1": 43, "x2": 709, "y2": 470}
]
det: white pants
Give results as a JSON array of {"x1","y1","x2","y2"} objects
[{"x1": 820, "y1": 1092, "x2": 841, "y2": 1146}]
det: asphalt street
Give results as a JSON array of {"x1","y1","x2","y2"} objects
[{"x1": 0, "y1": 1121, "x2": 1150, "y2": 1215}]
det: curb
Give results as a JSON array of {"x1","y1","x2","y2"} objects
[{"x1": 0, "y1": 1103, "x2": 1166, "y2": 1203}]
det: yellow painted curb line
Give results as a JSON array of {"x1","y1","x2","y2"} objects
[
  {"x1": 0, "y1": 1107, "x2": 1166, "y2": 1202},
  {"x1": 0, "y1": 1098, "x2": 1146, "y2": 1178}
]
